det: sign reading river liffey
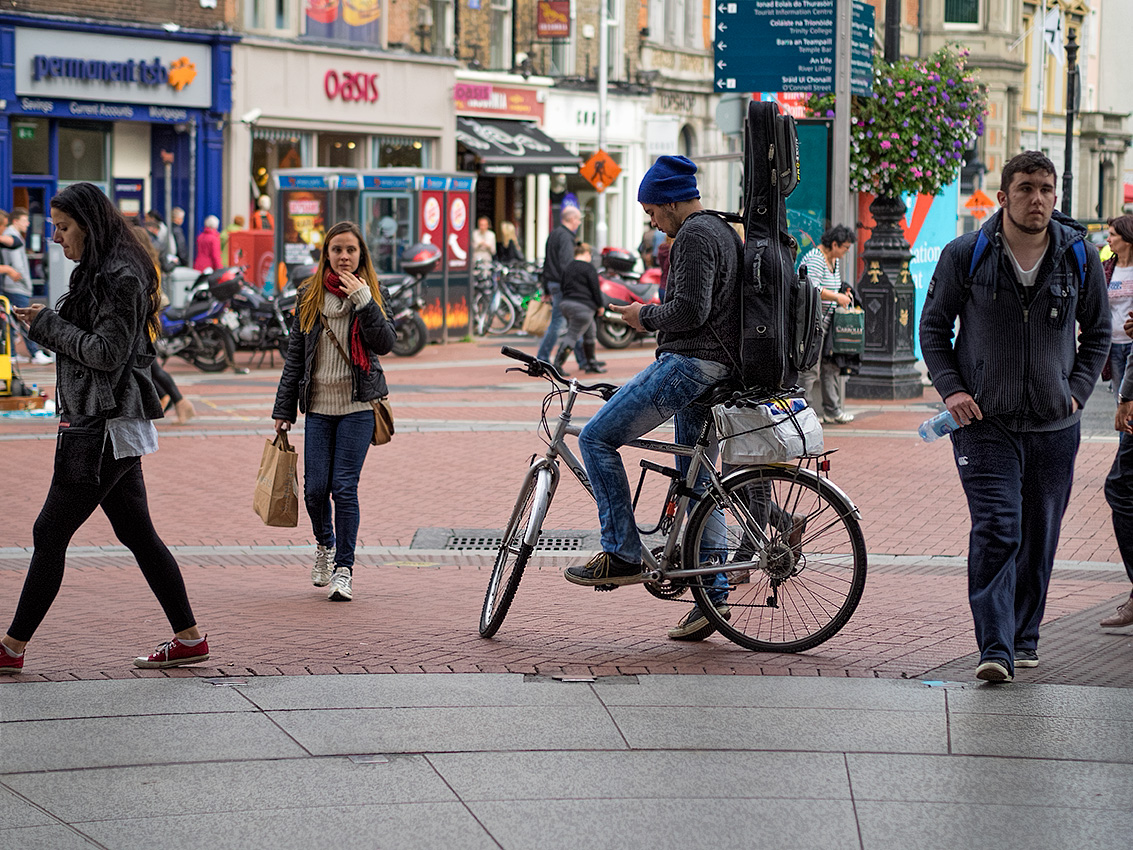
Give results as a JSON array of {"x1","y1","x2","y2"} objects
[{"x1": 714, "y1": 0, "x2": 872, "y2": 96}]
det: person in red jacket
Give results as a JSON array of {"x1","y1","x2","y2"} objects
[{"x1": 194, "y1": 215, "x2": 223, "y2": 271}]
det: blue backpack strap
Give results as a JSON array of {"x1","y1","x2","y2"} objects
[
  {"x1": 968, "y1": 230, "x2": 990, "y2": 277},
  {"x1": 1071, "y1": 239, "x2": 1088, "y2": 288}
]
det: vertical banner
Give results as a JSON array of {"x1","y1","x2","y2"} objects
[
  {"x1": 445, "y1": 192, "x2": 470, "y2": 272},
  {"x1": 445, "y1": 189, "x2": 473, "y2": 338},
  {"x1": 419, "y1": 190, "x2": 444, "y2": 248}
]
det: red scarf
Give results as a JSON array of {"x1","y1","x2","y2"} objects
[{"x1": 323, "y1": 271, "x2": 370, "y2": 372}]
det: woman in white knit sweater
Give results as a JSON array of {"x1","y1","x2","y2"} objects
[{"x1": 272, "y1": 221, "x2": 397, "y2": 601}]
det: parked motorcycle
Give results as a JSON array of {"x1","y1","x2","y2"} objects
[
  {"x1": 157, "y1": 268, "x2": 239, "y2": 372},
  {"x1": 382, "y1": 242, "x2": 440, "y2": 357},
  {"x1": 596, "y1": 248, "x2": 661, "y2": 350}
]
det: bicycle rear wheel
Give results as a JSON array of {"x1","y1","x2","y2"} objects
[
  {"x1": 684, "y1": 466, "x2": 867, "y2": 653},
  {"x1": 485, "y1": 298, "x2": 517, "y2": 335},
  {"x1": 479, "y1": 465, "x2": 554, "y2": 637}
]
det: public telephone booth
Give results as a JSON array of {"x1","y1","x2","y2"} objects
[{"x1": 272, "y1": 168, "x2": 476, "y2": 344}]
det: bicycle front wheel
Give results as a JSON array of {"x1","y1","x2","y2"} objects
[
  {"x1": 479, "y1": 464, "x2": 554, "y2": 637},
  {"x1": 684, "y1": 466, "x2": 867, "y2": 653}
]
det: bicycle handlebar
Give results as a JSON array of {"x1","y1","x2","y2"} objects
[{"x1": 500, "y1": 346, "x2": 619, "y2": 399}]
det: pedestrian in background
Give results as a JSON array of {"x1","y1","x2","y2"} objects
[
  {"x1": 222, "y1": 215, "x2": 246, "y2": 265},
  {"x1": 920, "y1": 151, "x2": 1108, "y2": 683},
  {"x1": 170, "y1": 207, "x2": 190, "y2": 267},
  {"x1": 497, "y1": 221, "x2": 524, "y2": 263},
  {"x1": 272, "y1": 221, "x2": 396, "y2": 602},
  {"x1": 194, "y1": 215, "x2": 223, "y2": 272},
  {"x1": 0, "y1": 182, "x2": 210, "y2": 675},
  {"x1": 798, "y1": 225, "x2": 856, "y2": 425},
  {"x1": 472, "y1": 217, "x2": 497, "y2": 267},
  {"x1": 536, "y1": 206, "x2": 590, "y2": 371},
  {"x1": 1, "y1": 207, "x2": 52, "y2": 365},
  {"x1": 144, "y1": 211, "x2": 177, "y2": 274},
  {"x1": 1102, "y1": 215, "x2": 1133, "y2": 401},
  {"x1": 552, "y1": 242, "x2": 606, "y2": 375}
]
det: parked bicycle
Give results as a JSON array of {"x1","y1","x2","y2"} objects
[
  {"x1": 472, "y1": 260, "x2": 542, "y2": 336},
  {"x1": 479, "y1": 346, "x2": 868, "y2": 653}
]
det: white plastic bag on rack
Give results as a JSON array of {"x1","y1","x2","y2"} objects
[{"x1": 712, "y1": 398, "x2": 824, "y2": 466}]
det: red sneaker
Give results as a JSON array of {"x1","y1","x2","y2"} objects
[
  {"x1": 0, "y1": 650, "x2": 24, "y2": 674},
  {"x1": 133, "y1": 635, "x2": 210, "y2": 669}
]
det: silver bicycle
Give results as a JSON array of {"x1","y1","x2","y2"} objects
[{"x1": 479, "y1": 346, "x2": 868, "y2": 653}]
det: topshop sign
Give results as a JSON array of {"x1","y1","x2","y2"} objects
[{"x1": 15, "y1": 28, "x2": 214, "y2": 109}]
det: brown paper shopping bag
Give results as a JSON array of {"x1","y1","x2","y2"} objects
[
  {"x1": 521, "y1": 298, "x2": 552, "y2": 336},
  {"x1": 253, "y1": 432, "x2": 299, "y2": 527}
]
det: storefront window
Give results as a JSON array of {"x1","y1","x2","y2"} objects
[
  {"x1": 373, "y1": 136, "x2": 432, "y2": 168},
  {"x1": 12, "y1": 118, "x2": 50, "y2": 175},
  {"x1": 252, "y1": 131, "x2": 308, "y2": 195},
  {"x1": 58, "y1": 125, "x2": 109, "y2": 183},
  {"x1": 318, "y1": 133, "x2": 363, "y2": 168}
]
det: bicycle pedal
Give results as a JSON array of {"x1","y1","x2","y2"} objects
[{"x1": 594, "y1": 583, "x2": 619, "y2": 592}]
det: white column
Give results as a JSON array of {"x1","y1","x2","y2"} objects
[
  {"x1": 525, "y1": 173, "x2": 538, "y2": 260},
  {"x1": 536, "y1": 173, "x2": 551, "y2": 261}
]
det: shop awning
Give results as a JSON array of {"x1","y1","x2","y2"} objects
[{"x1": 456, "y1": 117, "x2": 579, "y2": 176}]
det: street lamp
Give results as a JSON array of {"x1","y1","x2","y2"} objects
[{"x1": 1061, "y1": 27, "x2": 1080, "y2": 216}]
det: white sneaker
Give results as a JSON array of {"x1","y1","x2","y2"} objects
[
  {"x1": 311, "y1": 545, "x2": 335, "y2": 587},
  {"x1": 32, "y1": 351, "x2": 54, "y2": 365},
  {"x1": 328, "y1": 568, "x2": 353, "y2": 601},
  {"x1": 12, "y1": 354, "x2": 29, "y2": 364}
]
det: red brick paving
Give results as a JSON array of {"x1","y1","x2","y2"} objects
[{"x1": 1, "y1": 338, "x2": 1130, "y2": 685}]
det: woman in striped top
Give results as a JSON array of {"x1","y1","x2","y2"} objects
[
  {"x1": 272, "y1": 221, "x2": 397, "y2": 602},
  {"x1": 798, "y1": 225, "x2": 856, "y2": 424}
]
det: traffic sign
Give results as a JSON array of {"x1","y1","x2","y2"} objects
[
  {"x1": 714, "y1": 0, "x2": 873, "y2": 96},
  {"x1": 964, "y1": 189, "x2": 996, "y2": 220},
  {"x1": 580, "y1": 150, "x2": 621, "y2": 192}
]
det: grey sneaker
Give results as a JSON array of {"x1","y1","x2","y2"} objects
[
  {"x1": 311, "y1": 545, "x2": 335, "y2": 587},
  {"x1": 975, "y1": 660, "x2": 1013, "y2": 683},
  {"x1": 328, "y1": 567, "x2": 353, "y2": 601},
  {"x1": 1015, "y1": 649, "x2": 1039, "y2": 668},
  {"x1": 667, "y1": 603, "x2": 731, "y2": 641}
]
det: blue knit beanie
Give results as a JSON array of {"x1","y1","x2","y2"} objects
[{"x1": 637, "y1": 155, "x2": 700, "y2": 205}]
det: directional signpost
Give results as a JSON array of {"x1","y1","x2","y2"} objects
[{"x1": 714, "y1": 0, "x2": 873, "y2": 96}]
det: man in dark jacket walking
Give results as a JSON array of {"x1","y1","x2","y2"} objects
[{"x1": 920, "y1": 151, "x2": 1109, "y2": 683}]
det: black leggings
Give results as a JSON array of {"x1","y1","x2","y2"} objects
[
  {"x1": 7, "y1": 442, "x2": 197, "y2": 642},
  {"x1": 150, "y1": 362, "x2": 183, "y2": 407}
]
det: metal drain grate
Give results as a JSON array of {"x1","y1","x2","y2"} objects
[{"x1": 445, "y1": 535, "x2": 585, "y2": 552}]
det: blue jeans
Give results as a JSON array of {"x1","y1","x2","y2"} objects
[
  {"x1": 303, "y1": 410, "x2": 373, "y2": 572},
  {"x1": 3, "y1": 290, "x2": 40, "y2": 357},
  {"x1": 535, "y1": 285, "x2": 586, "y2": 366},
  {"x1": 1110, "y1": 342, "x2": 1131, "y2": 404},
  {"x1": 951, "y1": 419, "x2": 1080, "y2": 674},
  {"x1": 578, "y1": 353, "x2": 731, "y2": 603},
  {"x1": 1104, "y1": 432, "x2": 1133, "y2": 585}
]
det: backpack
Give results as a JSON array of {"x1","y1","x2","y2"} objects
[
  {"x1": 736, "y1": 100, "x2": 821, "y2": 391},
  {"x1": 967, "y1": 229, "x2": 1089, "y2": 294}
]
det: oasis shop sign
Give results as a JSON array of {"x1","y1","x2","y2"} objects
[
  {"x1": 324, "y1": 69, "x2": 380, "y2": 103},
  {"x1": 15, "y1": 28, "x2": 213, "y2": 109}
]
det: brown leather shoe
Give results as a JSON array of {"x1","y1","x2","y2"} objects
[{"x1": 1100, "y1": 594, "x2": 1133, "y2": 628}]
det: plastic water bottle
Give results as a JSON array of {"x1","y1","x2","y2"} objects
[
  {"x1": 919, "y1": 410, "x2": 960, "y2": 442},
  {"x1": 30, "y1": 383, "x2": 37, "y2": 398}
]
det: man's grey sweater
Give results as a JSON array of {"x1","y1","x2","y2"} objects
[{"x1": 639, "y1": 212, "x2": 741, "y2": 370}]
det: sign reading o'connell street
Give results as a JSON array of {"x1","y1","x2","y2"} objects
[{"x1": 715, "y1": 0, "x2": 873, "y2": 95}]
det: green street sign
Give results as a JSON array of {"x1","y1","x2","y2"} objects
[{"x1": 16, "y1": 125, "x2": 36, "y2": 141}]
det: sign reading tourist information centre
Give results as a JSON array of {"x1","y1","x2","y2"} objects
[{"x1": 714, "y1": 0, "x2": 873, "y2": 97}]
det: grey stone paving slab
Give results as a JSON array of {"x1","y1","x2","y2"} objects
[
  {"x1": 0, "y1": 712, "x2": 307, "y2": 773},
  {"x1": 235, "y1": 672, "x2": 602, "y2": 710},
  {"x1": 0, "y1": 824, "x2": 101, "y2": 849},
  {"x1": 468, "y1": 797, "x2": 862, "y2": 850},
  {"x1": 594, "y1": 674, "x2": 945, "y2": 712},
  {"x1": 610, "y1": 705, "x2": 949, "y2": 754},
  {"x1": 269, "y1": 705, "x2": 628, "y2": 755},
  {"x1": 4, "y1": 755, "x2": 454, "y2": 823},
  {"x1": 856, "y1": 800, "x2": 1133, "y2": 850},
  {"x1": 0, "y1": 785, "x2": 54, "y2": 829},
  {"x1": 949, "y1": 712, "x2": 1133, "y2": 763},
  {"x1": 429, "y1": 749, "x2": 852, "y2": 802},
  {"x1": 76, "y1": 802, "x2": 498, "y2": 850},
  {"x1": 0, "y1": 679, "x2": 255, "y2": 722},
  {"x1": 946, "y1": 682, "x2": 1133, "y2": 722},
  {"x1": 847, "y1": 752, "x2": 1133, "y2": 809}
]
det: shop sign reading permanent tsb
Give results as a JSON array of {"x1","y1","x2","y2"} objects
[{"x1": 15, "y1": 28, "x2": 214, "y2": 109}]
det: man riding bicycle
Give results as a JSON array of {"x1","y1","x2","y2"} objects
[{"x1": 565, "y1": 155, "x2": 741, "y2": 641}]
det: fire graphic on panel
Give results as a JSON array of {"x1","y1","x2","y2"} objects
[{"x1": 419, "y1": 297, "x2": 469, "y2": 331}]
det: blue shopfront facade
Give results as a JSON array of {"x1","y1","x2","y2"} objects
[{"x1": 0, "y1": 16, "x2": 234, "y2": 295}]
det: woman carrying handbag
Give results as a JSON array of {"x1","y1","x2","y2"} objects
[
  {"x1": 0, "y1": 182, "x2": 210, "y2": 674},
  {"x1": 272, "y1": 221, "x2": 396, "y2": 602}
]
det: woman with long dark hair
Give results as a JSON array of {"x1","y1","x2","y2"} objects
[
  {"x1": 273, "y1": 220, "x2": 396, "y2": 602},
  {"x1": 0, "y1": 183, "x2": 209, "y2": 674}
]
